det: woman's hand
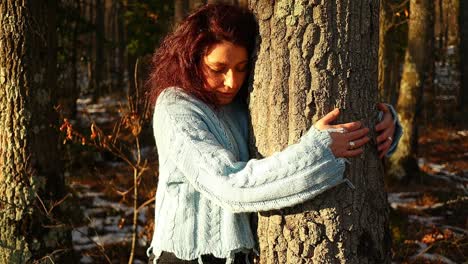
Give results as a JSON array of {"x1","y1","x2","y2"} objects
[
  {"x1": 315, "y1": 108, "x2": 370, "y2": 158},
  {"x1": 375, "y1": 103, "x2": 396, "y2": 158}
]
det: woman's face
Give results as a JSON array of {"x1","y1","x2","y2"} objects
[{"x1": 202, "y1": 41, "x2": 249, "y2": 105}]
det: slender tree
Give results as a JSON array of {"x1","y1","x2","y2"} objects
[
  {"x1": 189, "y1": 0, "x2": 205, "y2": 11},
  {"x1": 174, "y1": 0, "x2": 188, "y2": 27},
  {"x1": 94, "y1": 0, "x2": 105, "y2": 99},
  {"x1": 248, "y1": 1, "x2": 390, "y2": 263},
  {"x1": 388, "y1": 0, "x2": 434, "y2": 179},
  {"x1": 460, "y1": 0, "x2": 468, "y2": 113},
  {"x1": 379, "y1": 0, "x2": 408, "y2": 106},
  {"x1": 0, "y1": 0, "x2": 73, "y2": 262}
]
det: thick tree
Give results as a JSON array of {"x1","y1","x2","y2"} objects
[
  {"x1": 248, "y1": 1, "x2": 390, "y2": 263},
  {"x1": 388, "y1": 0, "x2": 434, "y2": 179},
  {"x1": 0, "y1": 0, "x2": 72, "y2": 262}
]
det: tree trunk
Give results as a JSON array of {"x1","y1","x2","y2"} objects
[
  {"x1": 117, "y1": 0, "x2": 127, "y2": 92},
  {"x1": 174, "y1": 0, "x2": 188, "y2": 27},
  {"x1": 189, "y1": 0, "x2": 205, "y2": 11},
  {"x1": 207, "y1": 0, "x2": 236, "y2": 4},
  {"x1": 237, "y1": 0, "x2": 248, "y2": 8},
  {"x1": 388, "y1": 0, "x2": 434, "y2": 179},
  {"x1": 94, "y1": 0, "x2": 105, "y2": 99},
  {"x1": 248, "y1": 1, "x2": 390, "y2": 263},
  {"x1": 459, "y1": 0, "x2": 468, "y2": 113},
  {"x1": 0, "y1": 0, "x2": 73, "y2": 262},
  {"x1": 379, "y1": 0, "x2": 407, "y2": 106}
]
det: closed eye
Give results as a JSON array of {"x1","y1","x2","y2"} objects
[{"x1": 209, "y1": 67, "x2": 225, "y2": 74}]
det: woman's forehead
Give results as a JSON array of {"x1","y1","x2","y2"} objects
[{"x1": 204, "y1": 41, "x2": 248, "y2": 64}]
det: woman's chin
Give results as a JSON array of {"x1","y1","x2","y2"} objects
[
  {"x1": 216, "y1": 96, "x2": 235, "y2": 105},
  {"x1": 218, "y1": 99, "x2": 233, "y2": 105}
]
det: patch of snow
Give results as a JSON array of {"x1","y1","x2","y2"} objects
[
  {"x1": 77, "y1": 98, "x2": 93, "y2": 105},
  {"x1": 80, "y1": 191, "x2": 104, "y2": 199},
  {"x1": 84, "y1": 208, "x2": 108, "y2": 218},
  {"x1": 80, "y1": 255, "x2": 93, "y2": 264},
  {"x1": 70, "y1": 182, "x2": 91, "y2": 189},
  {"x1": 408, "y1": 215, "x2": 443, "y2": 225},
  {"x1": 72, "y1": 227, "x2": 90, "y2": 245},
  {"x1": 410, "y1": 241, "x2": 457, "y2": 264},
  {"x1": 92, "y1": 232, "x2": 131, "y2": 246},
  {"x1": 104, "y1": 216, "x2": 120, "y2": 225},
  {"x1": 92, "y1": 196, "x2": 131, "y2": 212},
  {"x1": 388, "y1": 192, "x2": 419, "y2": 210}
]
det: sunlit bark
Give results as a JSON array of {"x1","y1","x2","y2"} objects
[
  {"x1": 0, "y1": 0, "x2": 73, "y2": 262},
  {"x1": 248, "y1": 1, "x2": 390, "y2": 263}
]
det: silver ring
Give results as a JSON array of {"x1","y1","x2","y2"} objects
[
  {"x1": 349, "y1": 141, "x2": 356, "y2": 148},
  {"x1": 387, "y1": 136, "x2": 393, "y2": 142}
]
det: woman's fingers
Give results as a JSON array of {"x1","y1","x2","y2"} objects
[
  {"x1": 375, "y1": 110, "x2": 392, "y2": 131},
  {"x1": 349, "y1": 136, "x2": 370, "y2": 149},
  {"x1": 376, "y1": 127, "x2": 394, "y2": 143},
  {"x1": 377, "y1": 103, "x2": 389, "y2": 113},
  {"x1": 378, "y1": 138, "x2": 392, "y2": 152},
  {"x1": 342, "y1": 148, "x2": 364, "y2": 157},
  {"x1": 331, "y1": 121, "x2": 362, "y2": 132},
  {"x1": 345, "y1": 127, "x2": 370, "y2": 141},
  {"x1": 378, "y1": 137, "x2": 392, "y2": 158},
  {"x1": 318, "y1": 108, "x2": 340, "y2": 126}
]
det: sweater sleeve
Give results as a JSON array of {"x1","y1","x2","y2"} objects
[
  {"x1": 378, "y1": 104, "x2": 403, "y2": 157},
  {"x1": 153, "y1": 98, "x2": 347, "y2": 213}
]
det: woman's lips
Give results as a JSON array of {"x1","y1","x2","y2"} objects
[{"x1": 217, "y1": 92, "x2": 236, "y2": 98}]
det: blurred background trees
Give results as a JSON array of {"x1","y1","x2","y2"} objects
[
  {"x1": 388, "y1": 0, "x2": 434, "y2": 179},
  {"x1": 1, "y1": 0, "x2": 466, "y2": 263}
]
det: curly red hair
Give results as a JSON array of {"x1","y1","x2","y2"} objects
[{"x1": 146, "y1": 3, "x2": 258, "y2": 107}]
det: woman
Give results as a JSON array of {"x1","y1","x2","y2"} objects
[{"x1": 146, "y1": 4, "x2": 401, "y2": 264}]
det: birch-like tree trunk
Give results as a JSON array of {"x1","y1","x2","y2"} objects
[
  {"x1": 0, "y1": 0, "x2": 72, "y2": 262},
  {"x1": 248, "y1": 1, "x2": 390, "y2": 263},
  {"x1": 388, "y1": 0, "x2": 434, "y2": 179}
]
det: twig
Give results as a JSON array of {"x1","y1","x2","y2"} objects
[
  {"x1": 137, "y1": 197, "x2": 155, "y2": 212},
  {"x1": 34, "y1": 248, "x2": 68, "y2": 264},
  {"x1": 128, "y1": 56, "x2": 142, "y2": 264}
]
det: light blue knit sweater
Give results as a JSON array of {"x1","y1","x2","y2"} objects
[{"x1": 147, "y1": 87, "x2": 401, "y2": 264}]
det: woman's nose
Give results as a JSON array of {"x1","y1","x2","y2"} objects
[{"x1": 223, "y1": 70, "x2": 239, "y2": 90}]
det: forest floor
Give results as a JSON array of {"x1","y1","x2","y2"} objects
[
  {"x1": 63, "y1": 95, "x2": 467, "y2": 264},
  {"x1": 387, "y1": 125, "x2": 468, "y2": 264}
]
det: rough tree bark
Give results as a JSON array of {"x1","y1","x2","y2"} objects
[
  {"x1": 248, "y1": 1, "x2": 390, "y2": 263},
  {"x1": 0, "y1": 0, "x2": 73, "y2": 263},
  {"x1": 388, "y1": 0, "x2": 434, "y2": 179},
  {"x1": 459, "y1": 0, "x2": 468, "y2": 113}
]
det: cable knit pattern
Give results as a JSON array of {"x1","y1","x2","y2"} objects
[{"x1": 147, "y1": 87, "x2": 401, "y2": 263}]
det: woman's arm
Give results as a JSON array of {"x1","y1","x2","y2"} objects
[{"x1": 153, "y1": 98, "x2": 347, "y2": 213}]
